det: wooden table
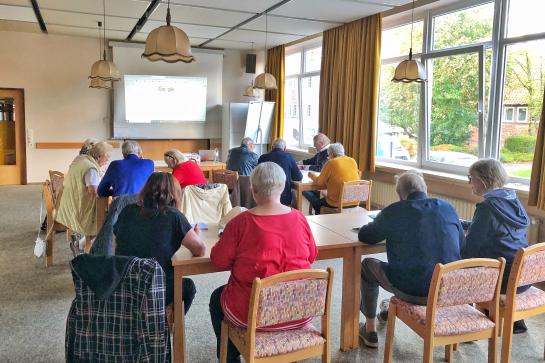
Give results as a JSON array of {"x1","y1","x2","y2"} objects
[
  {"x1": 292, "y1": 170, "x2": 321, "y2": 211},
  {"x1": 154, "y1": 161, "x2": 226, "y2": 182},
  {"x1": 171, "y1": 210, "x2": 385, "y2": 362}
]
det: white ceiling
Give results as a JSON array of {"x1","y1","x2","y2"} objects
[{"x1": 0, "y1": 0, "x2": 414, "y2": 50}]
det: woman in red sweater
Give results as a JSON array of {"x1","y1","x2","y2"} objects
[
  {"x1": 209, "y1": 162, "x2": 317, "y2": 362},
  {"x1": 164, "y1": 149, "x2": 207, "y2": 188}
]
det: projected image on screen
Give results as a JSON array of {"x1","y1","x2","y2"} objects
[{"x1": 124, "y1": 75, "x2": 207, "y2": 123}]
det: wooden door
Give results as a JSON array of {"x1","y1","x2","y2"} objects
[{"x1": 0, "y1": 89, "x2": 26, "y2": 185}]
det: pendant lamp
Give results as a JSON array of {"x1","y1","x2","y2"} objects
[
  {"x1": 392, "y1": 0, "x2": 426, "y2": 83},
  {"x1": 89, "y1": 1, "x2": 120, "y2": 89},
  {"x1": 254, "y1": 12, "x2": 277, "y2": 90},
  {"x1": 243, "y1": 84, "x2": 259, "y2": 98},
  {"x1": 142, "y1": 0, "x2": 194, "y2": 63}
]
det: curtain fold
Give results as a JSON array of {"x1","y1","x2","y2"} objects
[
  {"x1": 319, "y1": 14, "x2": 381, "y2": 172},
  {"x1": 528, "y1": 88, "x2": 545, "y2": 209},
  {"x1": 265, "y1": 45, "x2": 285, "y2": 143}
]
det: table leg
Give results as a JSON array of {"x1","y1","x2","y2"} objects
[
  {"x1": 340, "y1": 249, "x2": 356, "y2": 351},
  {"x1": 351, "y1": 247, "x2": 363, "y2": 349},
  {"x1": 296, "y1": 187, "x2": 303, "y2": 211},
  {"x1": 173, "y1": 269, "x2": 186, "y2": 363}
]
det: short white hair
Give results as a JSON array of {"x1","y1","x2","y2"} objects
[
  {"x1": 250, "y1": 162, "x2": 286, "y2": 198},
  {"x1": 241, "y1": 137, "x2": 254, "y2": 146},
  {"x1": 122, "y1": 140, "x2": 142, "y2": 156},
  {"x1": 328, "y1": 143, "x2": 345, "y2": 157},
  {"x1": 272, "y1": 138, "x2": 286, "y2": 149},
  {"x1": 395, "y1": 170, "x2": 427, "y2": 200}
]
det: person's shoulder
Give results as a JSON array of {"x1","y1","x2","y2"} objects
[
  {"x1": 119, "y1": 203, "x2": 140, "y2": 218},
  {"x1": 140, "y1": 158, "x2": 155, "y2": 167}
]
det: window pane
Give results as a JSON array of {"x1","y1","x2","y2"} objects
[
  {"x1": 499, "y1": 40, "x2": 545, "y2": 178},
  {"x1": 507, "y1": 0, "x2": 545, "y2": 38},
  {"x1": 0, "y1": 98, "x2": 16, "y2": 165},
  {"x1": 304, "y1": 47, "x2": 322, "y2": 73},
  {"x1": 376, "y1": 63, "x2": 419, "y2": 161},
  {"x1": 505, "y1": 108, "x2": 514, "y2": 121},
  {"x1": 433, "y1": 2, "x2": 494, "y2": 50},
  {"x1": 428, "y1": 53, "x2": 480, "y2": 167},
  {"x1": 285, "y1": 52, "x2": 301, "y2": 76},
  {"x1": 283, "y1": 78, "x2": 300, "y2": 147},
  {"x1": 301, "y1": 75, "x2": 320, "y2": 146},
  {"x1": 381, "y1": 22, "x2": 423, "y2": 60}
]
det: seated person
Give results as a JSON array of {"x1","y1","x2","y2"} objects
[
  {"x1": 98, "y1": 140, "x2": 154, "y2": 197},
  {"x1": 164, "y1": 149, "x2": 207, "y2": 188},
  {"x1": 357, "y1": 170, "x2": 462, "y2": 348},
  {"x1": 209, "y1": 162, "x2": 317, "y2": 363},
  {"x1": 114, "y1": 172, "x2": 206, "y2": 316},
  {"x1": 257, "y1": 138, "x2": 302, "y2": 206},
  {"x1": 304, "y1": 143, "x2": 359, "y2": 214},
  {"x1": 462, "y1": 159, "x2": 530, "y2": 333},
  {"x1": 56, "y1": 141, "x2": 113, "y2": 255},
  {"x1": 226, "y1": 137, "x2": 258, "y2": 176},
  {"x1": 299, "y1": 133, "x2": 330, "y2": 171}
]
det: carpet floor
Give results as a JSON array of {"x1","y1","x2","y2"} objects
[{"x1": 0, "y1": 184, "x2": 543, "y2": 362}]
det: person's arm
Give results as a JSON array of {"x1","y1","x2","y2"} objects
[
  {"x1": 84, "y1": 168, "x2": 100, "y2": 197},
  {"x1": 358, "y1": 210, "x2": 388, "y2": 245},
  {"x1": 249, "y1": 153, "x2": 258, "y2": 169},
  {"x1": 257, "y1": 154, "x2": 264, "y2": 164},
  {"x1": 290, "y1": 157, "x2": 303, "y2": 181},
  {"x1": 181, "y1": 225, "x2": 206, "y2": 257},
  {"x1": 210, "y1": 219, "x2": 239, "y2": 270},
  {"x1": 97, "y1": 164, "x2": 114, "y2": 197},
  {"x1": 302, "y1": 153, "x2": 317, "y2": 166},
  {"x1": 309, "y1": 161, "x2": 330, "y2": 188},
  {"x1": 302, "y1": 216, "x2": 318, "y2": 263},
  {"x1": 461, "y1": 204, "x2": 492, "y2": 259}
]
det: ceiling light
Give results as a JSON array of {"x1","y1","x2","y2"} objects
[
  {"x1": 89, "y1": 1, "x2": 120, "y2": 89},
  {"x1": 254, "y1": 12, "x2": 277, "y2": 90},
  {"x1": 392, "y1": 0, "x2": 426, "y2": 83},
  {"x1": 142, "y1": 0, "x2": 194, "y2": 63}
]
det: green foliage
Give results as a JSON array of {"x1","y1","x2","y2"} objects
[
  {"x1": 399, "y1": 138, "x2": 417, "y2": 158},
  {"x1": 510, "y1": 169, "x2": 532, "y2": 178},
  {"x1": 500, "y1": 150, "x2": 534, "y2": 163},
  {"x1": 431, "y1": 144, "x2": 478, "y2": 155},
  {"x1": 503, "y1": 135, "x2": 537, "y2": 153}
]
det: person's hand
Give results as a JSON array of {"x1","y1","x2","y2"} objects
[{"x1": 193, "y1": 224, "x2": 201, "y2": 236}]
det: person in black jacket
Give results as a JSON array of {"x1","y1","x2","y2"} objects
[
  {"x1": 462, "y1": 159, "x2": 530, "y2": 333},
  {"x1": 258, "y1": 138, "x2": 303, "y2": 206},
  {"x1": 226, "y1": 137, "x2": 259, "y2": 176},
  {"x1": 299, "y1": 133, "x2": 331, "y2": 171}
]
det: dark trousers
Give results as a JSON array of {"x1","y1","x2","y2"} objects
[
  {"x1": 302, "y1": 190, "x2": 335, "y2": 215},
  {"x1": 209, "y1": 285, "x2": 241, "y2": 363}
]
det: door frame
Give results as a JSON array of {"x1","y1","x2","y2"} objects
[{"x1": 0, "y1": 88, "x2": 26, "y2": 185}]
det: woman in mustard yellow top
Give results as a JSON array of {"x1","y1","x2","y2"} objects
[{"x1": 303, "y1": 143, "x2": 360, "y2": 214}]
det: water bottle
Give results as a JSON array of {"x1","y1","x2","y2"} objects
[{"x1": 214, "y1": 148, "x2": 219, "y2": 162}]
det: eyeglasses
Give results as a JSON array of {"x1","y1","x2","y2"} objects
[
  {"x1": 164, "y1": 154, "x2": 174, "y2": 159},
  {"x1": 467, "y1": 175, "x2": 472, "y2": 183}
]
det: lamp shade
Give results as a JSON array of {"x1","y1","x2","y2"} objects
[
  {"x1": 243, "y1": 85, "x2": 259, "y2": 98},
  {"x1": 392, "y1": 58, "x2": 426, "y2": 83},
  {"x1": 254, "y1": 73, "x2": 277, "y2": 90},
  {"x1": 89, "y1": 78, "x2": 112, "y2": 89},
  {"x1": 142, "y1": 25, "x2": 194, "y2": 63},
  {"x1": 88, "y1": 59, "x2": 120, "y2": 82}
]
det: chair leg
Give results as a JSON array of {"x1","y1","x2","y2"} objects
[
  {"x1": 219, "y1": 321, "x2": 228, "y2": 363},
  {"x1": 445, "y1": 344, "x2": 453, "y2": 362},
  {"x1": 500, "y1": 316, "x2": 515, "y2": 363},
  {"x1": 453, "y1": 343, "x2": 458, "y2": 351},
  {"x1": 489, "y1": 333, "x2": 498, "y2": 363},
  {"x1": 322, "y1": 342, "x2": 331, "y2": 363},
  {"x1": 383, "y1": 303, "x2": 397, "y2": 363},
  {"x1": 423, "y1": 339, "x2": 433, "y2": 363}
]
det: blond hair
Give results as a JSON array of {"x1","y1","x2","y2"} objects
[
  {"x1": 88, "y1": 141, "x2": 113, "y2": 160},
  {"x1": 164, "y1": 149, "x2": 187, "y2": 165}
]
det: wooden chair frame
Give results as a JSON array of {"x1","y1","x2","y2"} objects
[
  {"x1": 43, "y1": 180, "x2": 69, "y2": 267},
  {"x1": 320, "y1": 179, "x2": 373, "y2": 215},
  {"x1": 220, "y1": 268, "x2": 334, "y2": 363},
  {"x1": 384, "y1": 258, "x2": 506, "y2": 363}
]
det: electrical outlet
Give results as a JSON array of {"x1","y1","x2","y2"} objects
[{"x1": 26, "y1": 128, "x2": 35, "y2": 148}]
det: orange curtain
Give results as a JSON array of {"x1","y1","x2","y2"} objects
[
  {"x1": 265, "y1": 45, "x2": 285, "y2": 143},
  {"x1": 319, "y1": 14, "x2": 382, "y2": 172},
  {"x1": 528, "y1": 88, "x2": 545, "y2": 209}
]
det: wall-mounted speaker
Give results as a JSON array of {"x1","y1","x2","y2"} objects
[{"x1": 245, "y1": 54, "x2": 256, "y2": 74}]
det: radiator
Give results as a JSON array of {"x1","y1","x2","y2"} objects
[{"x1": 371, "y1": 181, "x2": 540, "y2": 244}]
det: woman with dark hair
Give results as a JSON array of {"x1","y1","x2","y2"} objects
[{"x1": 114, "y1": 172, "x2": 206, "y2": 315}]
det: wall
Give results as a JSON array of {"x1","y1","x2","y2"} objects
[{"x1": 0, "y1": 30, "x2": 264, "y2": 183}]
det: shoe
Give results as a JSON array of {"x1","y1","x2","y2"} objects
[
  {"x1": 378, "y1": 299, "x2": 390, "y2": 323},
  {"x1": 513, "y1": 320, "x2": 527, "y2": 334},
  {"x1": 359, "y1": 323, "x2": 378, "y2": 348},
  {"x1": 70, "y1": 234, "x2": 84, "y2": 257}
]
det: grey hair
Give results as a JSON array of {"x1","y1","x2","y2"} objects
[
  {"x1": 469, "y1": 159, "x2": 508, "y2": 190},
  {"x1": 122, "y1": 140, "x2": 142, "y2": 156},
  {"x1": 88, "y1": 141, "x2": 113, "y2": 160},
  {"x1": 250, "y1": 162, "x2": 286, "y2": 198},
  {"x1": 395, "y1": 170, "x2": 427, "y2": 200},
  {"x1": 272, "y1": 138, "x2": 286, "y2": 150},
  {"x1": 328, "y1": 143, "x2": 345, "y2": 158},
  {"x1": 164, "y1": 149, "x2": 187, "y2": 165},
  {"x1": 314, "y1": 133, "x2": 330, "y2": 145},
  {"x1": 241, "y1": 137, "x2": 254, "y2": 146}
]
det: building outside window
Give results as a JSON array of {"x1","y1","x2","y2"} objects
[
  {"x1": 377, "y1": 0, "x2": 545, "y2": 182},
  {"x1": 283, "y1": 41, "x2": 322, "y2": 149}
]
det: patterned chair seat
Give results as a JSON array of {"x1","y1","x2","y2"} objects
[
  {"x1": 392, "y1": 296, "x2": 495, "y2": 336},
  {"x1": 230, "y1": 324, "x2": 325, "y2": 358},
  {"x1": 500, "y1": 286, "x2": 545, "y2": 312}
]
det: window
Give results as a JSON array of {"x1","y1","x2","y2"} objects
[
  {"x1": 283, "y1": 42, "x2": 322, "y2": 149},
  {"x1": 377, "y1": 0, "x2": 545, "y2": 182}
]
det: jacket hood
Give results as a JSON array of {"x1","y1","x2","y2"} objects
[
  {"x1": 71, "y1": 254, "x2": 134, "y2": 300},
  {"x1": 482, "y1": 188, "x2": 529, "y2": 229}
]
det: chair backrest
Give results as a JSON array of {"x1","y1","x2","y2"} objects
[
  {"x1": 213, "y1": 170, "x2": 239, "y2": 191},
  {"x1": 340, "y1": 180, "x2": 372, "y2": 210},
  {"x1": 248, "y1": 268, "x2": 334, "y2": 331},
  {"x1": 507, "y1": 242, "x2": 545, "y2": 290},
  {"x1": 48, "y1": 170, "x2": 64, "y2": 207},
  {"x1": 43, "y1": 180, "x2": 55, "y2": 219}
]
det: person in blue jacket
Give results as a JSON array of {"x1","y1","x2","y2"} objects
[
  {"x1": 462, "y1": 158, "x2": 530, "y2": 333},
  {"x1": 97, "y1": 140, "x2": 154, "y2": 197},
  {"x1": 257, "y1": 138, "x2": 303, "y2": 206},
  {"x1": 226, "y1": 137, "x2": 258, "y2": 176}
]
